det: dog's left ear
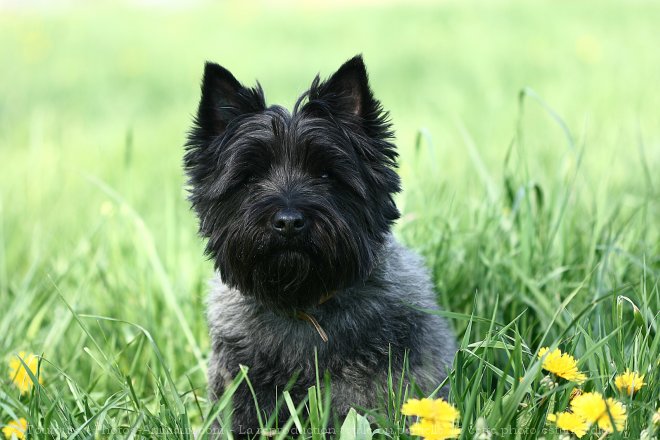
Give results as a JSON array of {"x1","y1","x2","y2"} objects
[
  {"x1": 317, "y1": 55, "x2": 371, "y2": 117},
  {"x1": 304, "y1": 55, "x2": 389, "y2": 136}
]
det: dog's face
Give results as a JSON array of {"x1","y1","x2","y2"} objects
[{"x1": 185, "y1": 56, "x2": 400, "y2": 311}]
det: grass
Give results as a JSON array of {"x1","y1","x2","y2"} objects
[{"x1": 0, "y1": 0, "x2": 658, "y2": 438}]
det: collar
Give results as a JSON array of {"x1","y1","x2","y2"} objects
[{"x1": 295, "y1": 290, "x2": 336, "y2": 343}]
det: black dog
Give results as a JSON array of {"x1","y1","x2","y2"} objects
[{"x1": 185, "y1": 56, "x2": 455, "y2": 433}]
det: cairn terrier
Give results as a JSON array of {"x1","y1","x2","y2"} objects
[{"x1": 185, "y1": 55, "x2": 456, "y2": 433}]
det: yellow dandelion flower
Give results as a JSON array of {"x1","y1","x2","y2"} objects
[
  {"x1": 402, "y1": 398, "x2": 460, "y2": 423},
  {"x1": 402, "y1": 398, "x2": 438, "y2": 419},
  {"x1": 2, "y1": 418, "x2": 27, "y2": 440},
  {"x1": 549, "y1": 412, "x2": 589, "y2": 438},
  {"x1": 614, "y1": 370, "x2": 645, "y2": 395},
  {"x1": 402, "y1": 398, "x2": 460, "y2": 440},
  {"x1": 538, "y1": 347, "x2": 587, "y2": 383},
  {"x1": 570, "y1": 392, "x2": 626, "y2": 432},
  {"x1": 409, "y1": 418, "x2": 461, "y2": 440},
  {"x1": 597, "y1": 398, "x2": 627, "y2": 433},
  {"x1": 570, "y1": 392, "x2": 606, "y2": 423},
  {"x1": 8, "y1": 352, "x2": 42, "y2": 394}
]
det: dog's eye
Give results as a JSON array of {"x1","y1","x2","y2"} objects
[{"x1": 319, "y1": 171, "x2": 330, "y2": 179}]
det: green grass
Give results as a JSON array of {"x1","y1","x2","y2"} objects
[{"x1": 0, "y1": 0, "x2": 658, "y2": 438}]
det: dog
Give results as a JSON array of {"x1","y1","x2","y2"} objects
[{"x1": 184, "y1": 55, "x2": 456, "y2": 433}]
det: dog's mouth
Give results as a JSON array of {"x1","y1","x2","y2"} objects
[
  {"x1": 263, "y1": 249, "x2": 312, "y2": 273},
  {"x1": 267, "y1": 245, "x2": 310, "y2": 259},
  {"x1": 271, "y1": 249, "x2": 305, "y2": 257},
  {"x1": 258, "y1": 247, "x2": 313, "y2": 272}
]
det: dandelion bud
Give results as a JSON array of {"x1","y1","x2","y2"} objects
[
  {"x1": 640, "y1": 428, "x2": 654, "y2": 440},
  {"x1": 473, "y1": 417, "x2": 491, "y2": 440},
  {"x1": 540, "y1": 375, "x2": 557, "y2": 389}
]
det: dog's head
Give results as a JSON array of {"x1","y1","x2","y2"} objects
[{"x1": 185, "y1": 55, "x2": 400, "y2": 311}]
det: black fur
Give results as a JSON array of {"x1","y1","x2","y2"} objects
[{"x1": 184, "y1": 56, "x2": 455, "y2": 433}]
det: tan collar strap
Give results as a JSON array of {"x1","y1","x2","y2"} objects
[
  {"x1": 296, "y1": 311, "x2": 329, "y2": 343},
  {"x1": 294, "y1": 290, "x2": 336, "y2": 343}
]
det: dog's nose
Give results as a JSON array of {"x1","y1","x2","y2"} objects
[{"x1": 272, "y1": 208, "x2": 306, "y2": 237}]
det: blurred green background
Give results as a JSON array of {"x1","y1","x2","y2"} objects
[
  {"x1": 0, "y1": 0, "x2": 658, "y2": 434},
  {"x1": 2, "y1": 1, "x2": 658, "y2": 261}
]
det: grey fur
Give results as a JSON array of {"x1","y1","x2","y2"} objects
[
  {"x1": 184, "y1": 56, "x2": 458, "y2": 433},
  {"x1": 207, "y1": 235, "x2": 456, "y2": 431}
]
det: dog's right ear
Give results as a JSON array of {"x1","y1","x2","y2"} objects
[
  {"x1": 192, "y1": 62, "x2": 266, "y2": 141},
  {"x1": 185, "y1": 63, "x2": 265, "y2": 198}
]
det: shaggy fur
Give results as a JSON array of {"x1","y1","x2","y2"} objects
[{"x1": 184, "y1": 55, "x2": 456, "y2": 434}]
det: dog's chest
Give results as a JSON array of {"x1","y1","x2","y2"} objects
[{"x1": 211, "y1": 289, "x2": 415, "y2": 382}]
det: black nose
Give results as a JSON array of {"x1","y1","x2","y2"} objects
[{"x1": 272, "y1": 208, "x2": 306, "y2": 237}]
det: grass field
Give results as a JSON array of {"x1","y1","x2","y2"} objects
[{"x1": 1, "y1": 0, "x2": 658, "y2": 438}]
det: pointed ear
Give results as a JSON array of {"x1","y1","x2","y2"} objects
[
  {"x1": 319, "y1": 55, "x2": 370, "y2": 117},
  {"x1": 301, "y1": 55, "x2": 391, "y2": 141},
  {"x1": 302, "y1": 55, "x2": 388, "y2": 127},
  {"x1": 194, "y1": 62, "x2": 265, "y2": 139}
]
